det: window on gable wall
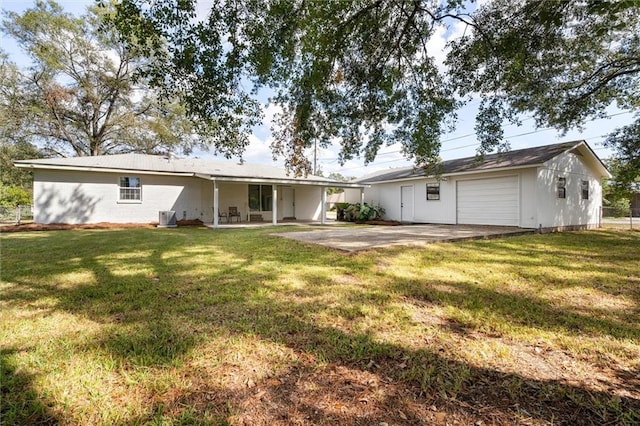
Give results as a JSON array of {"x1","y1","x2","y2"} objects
[
  {"x1": 426, "y1": 183, "x2": 440, "y2": 200},
  {"x1": 119, "y1": 177, "x2": 141, "y2": 201},
  {"x1": 581, "y1": 180, "x2": 589, "y2": 200},
  {"x1": 557, "y1": 177, "x2": 566, "y2": 199}
]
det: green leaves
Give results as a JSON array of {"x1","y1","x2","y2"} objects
[
  {"x1": 0, "y1": 0, "x2": 220, "y2": 158},
  {"x1": 448, "y1": 0, "x2": 640, "y2": 180},
  {"x1": 110, "y1": 0, "x2": 467, "y2": 174},
  {"x1": 107, "y1": 0, "x2": 263, "y2": 160},
  {"x1": 256, "y1": 0, "x2": 463, "y2": 173},
  {"x1": 107, "y1": 0, "x2": 638, "y2": 180},
  {"x1": 604, "y1": 121, "x2": 640, "y2": 191},
  {"x1": 0, "y1": 185, "x2": 31, "y2": 207}
]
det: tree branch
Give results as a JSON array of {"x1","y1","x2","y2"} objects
[{"x1": 570, "y1": 68, "x2": 640, "y2": 104}]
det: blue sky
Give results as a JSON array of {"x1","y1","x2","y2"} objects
[{"x1": 1, "y1": 0, "x2": 634, "y2": 177}]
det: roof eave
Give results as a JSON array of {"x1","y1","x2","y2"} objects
[
  {"x1": 361, "y1": 163, "x2": 544, "y2": 184},
  {"x1": 566, "y1": 141, "x2": 612, "y2": 178},
  {"x1": 14, "y1": 162, "x2": 195, "y2": 177},
  {"x1": 195, "y1": 173, "x2": 366, "y2": 188},
  {"x1": 14, "y1": 161, "x2": 367, "y2": 187}
]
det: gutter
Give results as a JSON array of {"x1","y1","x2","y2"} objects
[
  {"x1": 14, "y1": 162, "x2": 367, "y2": 188},
  {"x1": 359, "y1": 163, "x2": 544, "y2": 185},
  {"x1": 194, "y1": 173, "x2": 367, "y2": 188},
  {"x1": 14, "y1": 163, "x2": 195, "y2": 177}
]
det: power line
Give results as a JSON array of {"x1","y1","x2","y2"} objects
[
  {"x1": 319, "y1": 110, "x2": 633, "y2": 169},
  {"x1": 332, "y1": 131, "x2": 618, "y2": 172}
]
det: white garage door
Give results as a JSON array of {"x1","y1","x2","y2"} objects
[{"x1": 457, "y1": 176, "x2": 519, "y2": 226}]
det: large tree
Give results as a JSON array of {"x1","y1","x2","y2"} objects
[
  {"x1": 0, "y1": 51, "x2": 42, "y2": 204},
  {"x1": 109, "y1": 0, "x2": 639, "y2": 179},
  {"x1": 0, "y1": 0, "x2": 244, "y2": 158},
  {"x1": 447, "y1": 0, "x2": 640, "y2": 188}
]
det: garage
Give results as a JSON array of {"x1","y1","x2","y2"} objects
[{"x1": 456, "y1": 176, "x2": 519, "y2": 226}]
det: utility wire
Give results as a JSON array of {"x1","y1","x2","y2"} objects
[
  {"x1": 320, "y1": 110, "x2": 633, "y2": 171},
  {"x1": 334, "y1": 131, "x2": 618, "y2": 172}
]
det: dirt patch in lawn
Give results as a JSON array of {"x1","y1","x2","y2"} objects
[
  {"x1": 143, "y1": 352, "x2": 640, "y2": 426},
  {"x1": 0, "y1": 219, "x2": 206, "y2": 233}
]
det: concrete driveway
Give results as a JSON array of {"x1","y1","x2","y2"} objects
[{"x1": 276, "y1": 224, "x2": 534, "y2": 252}]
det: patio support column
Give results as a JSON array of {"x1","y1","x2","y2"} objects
[
  {"x1": 272, "y1": 185, "x2": 278, "y2": 225},
  {"x1": 321, "y1": 187, "x2": 327, "y2": 225},
  {"x1": 360, "y1": 188, "x2": 365, "y2": 207},
  {"x1": 213, "y1": 179, "x2": 219, "y2": 228}
]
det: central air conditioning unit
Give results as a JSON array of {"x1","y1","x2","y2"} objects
[{"x1": 158, "y1": 210, "x2": 177, "y2": 228}]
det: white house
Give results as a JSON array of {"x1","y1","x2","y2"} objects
[
  {"x1": 14, "y1": 154, "x2": 364, "y2": 226},
  {"x1": 347, "y1": 141, "x2": 611, "y2": 231}
]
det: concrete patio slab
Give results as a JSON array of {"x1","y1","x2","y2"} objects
[{"x1": 275, "y1": 224, "x2": 535, "y2": 252}]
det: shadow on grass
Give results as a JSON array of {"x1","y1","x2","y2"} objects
[
  {"x1": 1, "y1": 348, "x2": 59, "y2": 425},
  {"x1": 391, "y1": 277, "x2": 639, "y2": 340},
  {"x1": 113, "y1": 302, "x2": 640, "y2": 425},
  {"x1": 1, "y1": 228, "x2": 639, "y2": 424},
  {"x1": 455, "y1": 231, "x2": 640, "y2": 300}
]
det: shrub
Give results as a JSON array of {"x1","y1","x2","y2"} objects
[
  {"x1": 0, "y1": 185, "x2": 31, "y2": 207},
  {"x1": 603, "y1": 195, "x2": 631, "y2": 217},
  {"x1": 334, "y1": 202, "x2": 350, "y2": 221},
  {"x1": 340, "y1": 202, "x2": 385, "y2": 223}
]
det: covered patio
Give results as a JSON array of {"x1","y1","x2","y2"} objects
[{"x1": 195, "y1": 175, "x2": 365, "y2": 228}]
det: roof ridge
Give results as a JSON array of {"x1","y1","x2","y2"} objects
[
  {"x1": 14, "y1": 152, "x2": 340, "y2": 183},
  {"x1": 439, "y1": 140, "x2": 581, "y2": 165},
  {"x1": 358, "y1": 140, "x2": 593, "y2": 183}
]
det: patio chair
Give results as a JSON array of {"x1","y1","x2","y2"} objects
[
  {"x1": 228, "y1": 206, "x2": 241, "y2": 223},
  {"x1": 214, "y1": 207, "x2": 227, "y2": 223}
]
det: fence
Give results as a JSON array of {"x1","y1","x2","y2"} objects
[
  {"x1": 0, "y1": 205, "x2": 34, "y2": 224},
  {"x1": 601, "y1": 206, "x2": 639, "y2": 230}
]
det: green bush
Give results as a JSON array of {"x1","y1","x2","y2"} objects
[
  {"x1": 335, "y1": 202, "x2": 350, "y2": 221},
  {"x1": 0, "y1": 185, "x2": 31, "y2": 207},
  {"x1": 340, "y1": 202, "x2": 385, "y2": 223}
]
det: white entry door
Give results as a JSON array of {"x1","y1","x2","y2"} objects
[
  {"x1": 281, "y1": 187, "x2": 295, "y2": 219},
  {"x1": 401, "y1": 185, "x2": 414, "y2": 222}
]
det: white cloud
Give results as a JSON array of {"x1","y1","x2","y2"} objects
[
  {"x1": 425, "y1": 24, "x2": 449, "y2": 72},
  {"x1": 262, "y1": 102, "x2": 283, "y2": 125},
  {"x1": 194, "y1": 1, "x2": 214, "y2": 23},
  {"x1": 242, "y1": 133, "x2": 280, "y2": 165},
  {"x1": 426, "y1": 18, "x2": 472, "y2": 73},
  {"x1": 476, "y1": 0, "x2": 494, "y2": 9}
]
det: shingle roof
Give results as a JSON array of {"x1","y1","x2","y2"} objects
[
  {"x1": 357, "y1": 141, "x2": 597, "y2": 183},
  {"x1": 15, "y1": 153, "x2": 357, "y2": 186}
]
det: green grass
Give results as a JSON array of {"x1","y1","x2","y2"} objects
[{"x1": 1, "y1": 227, "x2": 639, "y2": 425}]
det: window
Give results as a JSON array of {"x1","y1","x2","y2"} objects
[
  {"x1": 119, "y1": 177, "x2": 141, "y2": 201},
  {"x1": 426, "y1": 183, "x2": 440, "y2": 200},
  {"x1": 557, "y1": 177, "x2": 566, "y2": 199},
  {"x1": 581, "y1": 180, "x2": 589, "y2": 200},
  {"x1": 248, "y1": 184, "x2": 273, "y2": 211}
]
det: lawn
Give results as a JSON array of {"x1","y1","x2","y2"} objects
[{"x1": 1, "y1": 227, "x2": 639, "y2": 425}]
